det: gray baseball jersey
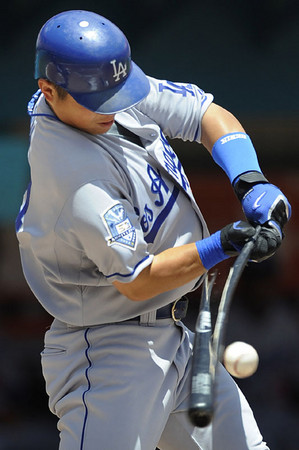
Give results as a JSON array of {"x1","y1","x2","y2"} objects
[
  {"x1": 16, "y1": 76, "x2": 270, "y2": 450},
  {"x1": 16, "y1": 76, "x2": 212, "y2": 326}
]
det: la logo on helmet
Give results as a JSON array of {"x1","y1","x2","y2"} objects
[{"x1": 110, "y1": 59, "x2": 128, "y2": 82}]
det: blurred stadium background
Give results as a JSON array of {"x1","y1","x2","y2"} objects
[{"x1": 0, "y1": 1, "x2": 298, "y2": 448}]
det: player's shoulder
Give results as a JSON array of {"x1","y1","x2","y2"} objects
[
  {"x1": 143, "y1": 75, "x2": 199, "y2": 93},
  {"x1": 136, "y1": 75, "x2": 211, "y2": 110},
  {"x1": 138, "y1": 75, "x2": 193, "y2": 102},
  {"x1": 133, "y1": 75, "x2": 214, "y2": 142}
]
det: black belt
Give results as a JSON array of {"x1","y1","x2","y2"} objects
[{"x1": 128, "y1": 297, "x2": 189, "y2": 322}]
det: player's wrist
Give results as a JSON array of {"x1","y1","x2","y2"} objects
[
  {"x1": 195, "y1": 231, "x2": 229, "y2": 270},
  {"x1": 212, "y1": 132, "x2": 262, "y2": 184},
  {"x1": 233, "y1": 171, "x2": 269, "y2": 201}
]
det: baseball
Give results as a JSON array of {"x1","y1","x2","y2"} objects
[{"x1": 223, "y1": 341, "x2": 259, "y2": 378}]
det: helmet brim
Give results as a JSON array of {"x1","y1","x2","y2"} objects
[{"x1": 70, "y1": 62, "x2": 150, "y2": 114}]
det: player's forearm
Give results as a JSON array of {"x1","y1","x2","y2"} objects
[
  {"x1": 113, "y1": 221, "x2": 267, "y2": 302},
  {"x1": 113, "y1": 243, "x2": 206, "y2": 301},
  {"x1": 202, "y1": 103, "x2": 291, "y2": 232}
]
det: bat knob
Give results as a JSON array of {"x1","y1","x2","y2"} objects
[{"x1": 188, "y1": 407, "x2": 213, "y2": 428}]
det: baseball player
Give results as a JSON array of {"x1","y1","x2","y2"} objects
[{"x1": 16, "y1": 10, "x2": 291, "y2": 450}]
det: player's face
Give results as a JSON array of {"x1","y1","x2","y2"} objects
[
  {"x1": 38, "y1": 80, "x2": 115, "y2": 135},
  {"x1": 53, "y1": 94, "x2": 116, "y2": 135},
  {"x1": 56, "y1": 95, "x2": 116, "y2": 134}
]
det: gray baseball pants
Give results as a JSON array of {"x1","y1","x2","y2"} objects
[{"x1": 41, "y1": 316, "x2": 269, "y2": 449}]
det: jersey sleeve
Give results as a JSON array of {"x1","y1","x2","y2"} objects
[
  {"x1": 55, "y1": 180, "x2": 153, "y2": 284},
  {"x1": 136, "y1": 76, "x2": 214, "y2": 143}
]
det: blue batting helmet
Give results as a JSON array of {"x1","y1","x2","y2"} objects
[{"x1": 35, "y1": 10, "x2": 150, "y2": 114}]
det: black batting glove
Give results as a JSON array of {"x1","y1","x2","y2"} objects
[
  {"x1": 252, "y1": 221, "x2": 282, "y2": 262},
  {"x1": 220, "y1": 221, "x2": 256, "y2": 256},
  {"x1": 220, "y1": 220, "x2": 282, "y2": 263},
  {"x1": 196, "y1": 221, "x2": 256, "y2": 270}
]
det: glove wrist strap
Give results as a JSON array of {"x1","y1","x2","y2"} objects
[{"x1": 233, "y1": 171, "x2": 269, "y2": 201}]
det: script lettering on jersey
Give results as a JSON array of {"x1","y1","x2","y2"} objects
[
  {"x1": 147, "y1": 165, "x2": 169, "y2": 206},
  {"x1": 134, "y1": 138, "x2": 191, "y2": 242},
  {"x1": 134, "y1": 204, "x2": 153, "y2": 233},
  {"x1": 159, "y1": 131, "x2": 190, "y2": 193},
  {"x1": 110, "y1": 59, "x2": 128, "y2": 82},
  {"x1": 134, "y1": 166, "x2": 168, "y2": 233},
  {"x1": 135, "y1": 164, "x2": 180, "y2": 242}
]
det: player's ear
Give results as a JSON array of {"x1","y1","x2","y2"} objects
[{"x1": 38, "y1": 79, "x2": 56, "y2": 103}]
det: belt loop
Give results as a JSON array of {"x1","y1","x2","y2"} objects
[{"x1": 139, "y1": 311, "x2": 156, "y2": 326}]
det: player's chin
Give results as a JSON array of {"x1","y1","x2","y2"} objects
[
  {"x1": 83, "y1": 121, "x2": 113, "y2": 135},
  {"x1": 95, "y1": 120, "x2": 115, "y2": 134}
]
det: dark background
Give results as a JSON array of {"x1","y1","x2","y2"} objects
[{"x1": 0, "y1": 1, "x2": 299, "y2": 449}]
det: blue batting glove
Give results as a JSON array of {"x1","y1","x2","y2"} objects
[{"x1": 241, "y1": 183, "x2": 291, "y2": 228}]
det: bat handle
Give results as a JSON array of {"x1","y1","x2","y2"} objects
[
  {"x1": 189, "y1": 372, "x2": 213, "y2": 427},
  {"x1": 189, "y1": 330, "x2": 214, "y2": 428}
]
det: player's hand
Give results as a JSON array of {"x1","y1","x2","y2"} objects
[
  {"x1": 241, "y1": 183, "x2": 291, "y2": 230},
  {"x1": 220, "y1": 220, "x2": 282, "y2": 262},
  {"x1": 250, "y1": 221, "x2": 282, "y2": 262},
  {"x1": 220, "y1": 221, "x2": 255, "y2": 256}
]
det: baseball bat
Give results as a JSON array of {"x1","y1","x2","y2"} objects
[
  {"x1": 188, "y1": 271, "x2": 217, "y2": 427},
  {"x1": 188, "y1": 226, "x2": 261, "y2": 428}
]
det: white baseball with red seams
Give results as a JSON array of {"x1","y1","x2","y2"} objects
[{"x1": 224, "y1": 341, "x2": 259, "y2": 378}]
